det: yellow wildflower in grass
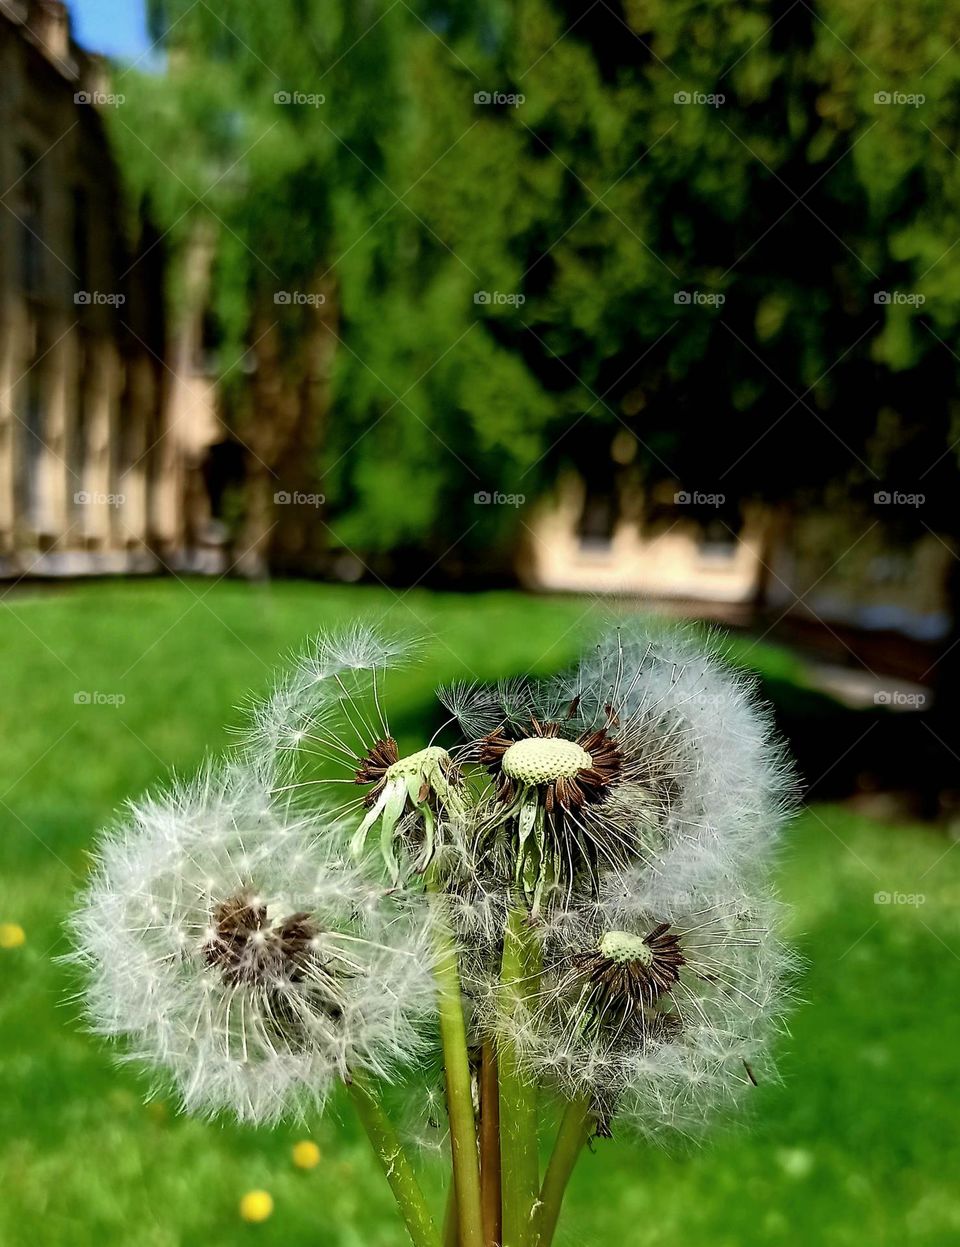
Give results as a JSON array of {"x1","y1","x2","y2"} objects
[
  {"x1": 239, "y1": 1190, "x2": 273, "y2": 1223},
  {"x1": 292, "y1": 1139, "x2": 321, "y2": 1169},
  {"x1": 0, "y1": 923, "x2": 25, "y2": 949}
]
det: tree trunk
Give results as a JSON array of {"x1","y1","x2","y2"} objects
[{"x1": 231, "y1": 274, "x2": 338, "y2": 578}]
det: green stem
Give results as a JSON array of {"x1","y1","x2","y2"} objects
[
  {"x1": 533, "y1": 1097, "x2": 595, "y2": 1247},
  {"x1": 348, "y1": 1073, "x2": 441, "y2": 1247},
  {"x1": 443, "y1": 1176, "x2": 459, "y2": 1247},
  {"x1": 428, "y1": 878, "x2": 485, "y2": 1247},
  {"x1": 498, "y1": 907, "x2": 542, "y2": 1247}
]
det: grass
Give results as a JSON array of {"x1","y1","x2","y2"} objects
[{"x1": 0, "y1": 579, "x2": 957, "y2": 1247}]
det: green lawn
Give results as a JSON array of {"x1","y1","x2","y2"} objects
[{"x1": 0, "y1": 580, "x2": 956, "y2": 1246}]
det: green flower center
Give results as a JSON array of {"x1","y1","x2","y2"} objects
[
  {"x1": 500, "y1": 736, "x2": 592, "y2": 785},
  {"x1": 599, "y1": 930, "x2": 654, "y2": 968},
  {"x1": 384, "y1": 745, "x2": 450, "y2": 781}
]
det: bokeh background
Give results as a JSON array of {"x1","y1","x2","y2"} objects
[{"x1": 1, "y1": 1, "x2": 958, "y2": 1244}]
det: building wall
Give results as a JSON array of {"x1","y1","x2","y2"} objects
[
  {"x1": 522, "y1": 473, "x2": 767, "y2": 605},
  {"x1": 0, "y1": 0, "x2": 221, "y2": 578},
  {"x1": 523, "y1": 474, "x2": 953, "y2": 642}
]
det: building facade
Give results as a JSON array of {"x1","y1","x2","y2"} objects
[
  {"x1": 523, "y1": 471, "x2": 953, "y2": 644},
  {"x1": 0, "y1": 0, "x2": 221, "y2": 577}
]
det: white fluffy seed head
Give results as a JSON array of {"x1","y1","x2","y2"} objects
[
  {"x1": 244, "y1": 625, "x2": 416, "y2": 787},
  {"x1": 66, "y1": 764, "x2": 437, "y2": 1124},
  {"x1": 568, "y1": 621, "x2": 798, "y2": 888},
  {"x1": 484, "y1": 873, "x2": 794, "y2": 1139},
  {"x1": 469, "y1": 623, "x2": 792, "y2": 885}
]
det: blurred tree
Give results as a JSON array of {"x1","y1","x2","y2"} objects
[
  {"x1": 116, "y1": 1, "x2": 415, "y2": 572},
  {"x1": 117, "y1": 0, "x2": 960, "y2": 639}
]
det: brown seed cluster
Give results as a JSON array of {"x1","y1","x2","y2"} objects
[
  {"x1": 354, "y1": 736, "x2": 400, "y2": 806},
  {"x1": 572, "y1": 924, "x2": 685, "y2": 1024},
  {"x1": 203, "y1": 890, "x2": 319, "y2": 988},
  {"x1": 479, "y1": 715, "x2": 623, "y2": 814}
]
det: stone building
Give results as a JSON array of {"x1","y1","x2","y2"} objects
[
  {"x1": 0, "y1": 0, "x2": 220, "y2": 577},
  {"x1": 523, "y1": 470, "x2": 953, "y2": 645}
]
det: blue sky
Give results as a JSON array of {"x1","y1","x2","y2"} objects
[{"x1": 66, "y1": 0, "x2": 152, "y2": 60}]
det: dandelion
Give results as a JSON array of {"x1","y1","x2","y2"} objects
[
  {"x1": 239, "y1": 1190, "x2": 274, "y2": 1223},
  {"x1": 443, "y1": 621, "x2": 794, "y2": 909},
  {"x1": 351, "y1": 741, "x2": 465, "y2": 881},
  {"x1": 248, "y1": 627, "x2": 467, "y2": 883},
  {"x1": 291, "y1": 1139, "x2": 321, "y2": 1169},
  {"x1": 68, "y1": 765, "x2": 437, "y2": 1124},
  {"x1": 493, "y1": 871, "x2": 792, "y2": 1140},
  {"x1": 0, "y1": 922, "x2": 26, "y2": 949},
  {"x1": 69, "y1": 618, "x2": 797, "y2": 1247}
]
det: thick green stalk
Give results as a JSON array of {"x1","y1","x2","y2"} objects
[
  {"x1": 533, "y1": 1097, "x2": 595, "y2": 1247},
  {"x1": 348, "y1": 1073, "x2": 441, "y2": 1247},
  {"x1": 428, "y1": 879, "x2": 485, "y2": 1247},
  {"x1": 498, "y1": 907, "x2": 541, "y2": 1247}
]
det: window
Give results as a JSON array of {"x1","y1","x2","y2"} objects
[
  {"x1": 576, "y1": 490, "x2": 618, "y2": 553},
  {"x1": 16, "y1": 349, "x2": 46, "y2": 527},
  {"x1": 697, "y1": 518, "x2": 739, "y2": 563},
  {"x1": 72, "y1": 186, "x2": 90, "y2": 295},
  {"x1": 18, "y1": 147, "x2": 43, "y2": 296}
]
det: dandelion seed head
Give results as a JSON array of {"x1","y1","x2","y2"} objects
[
  {"x1": 450, "y1": 621, "x2": 795, "y2": 910},
  {"x1": 489, "y1": 874, "x2": 793, "y2": 1138},
  {"x1": 67, "y1": 765, "x2": 437, "y2": 1124},
  {"x1": 246, "y1": 629, "x2": 465, "y2": 882}
]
